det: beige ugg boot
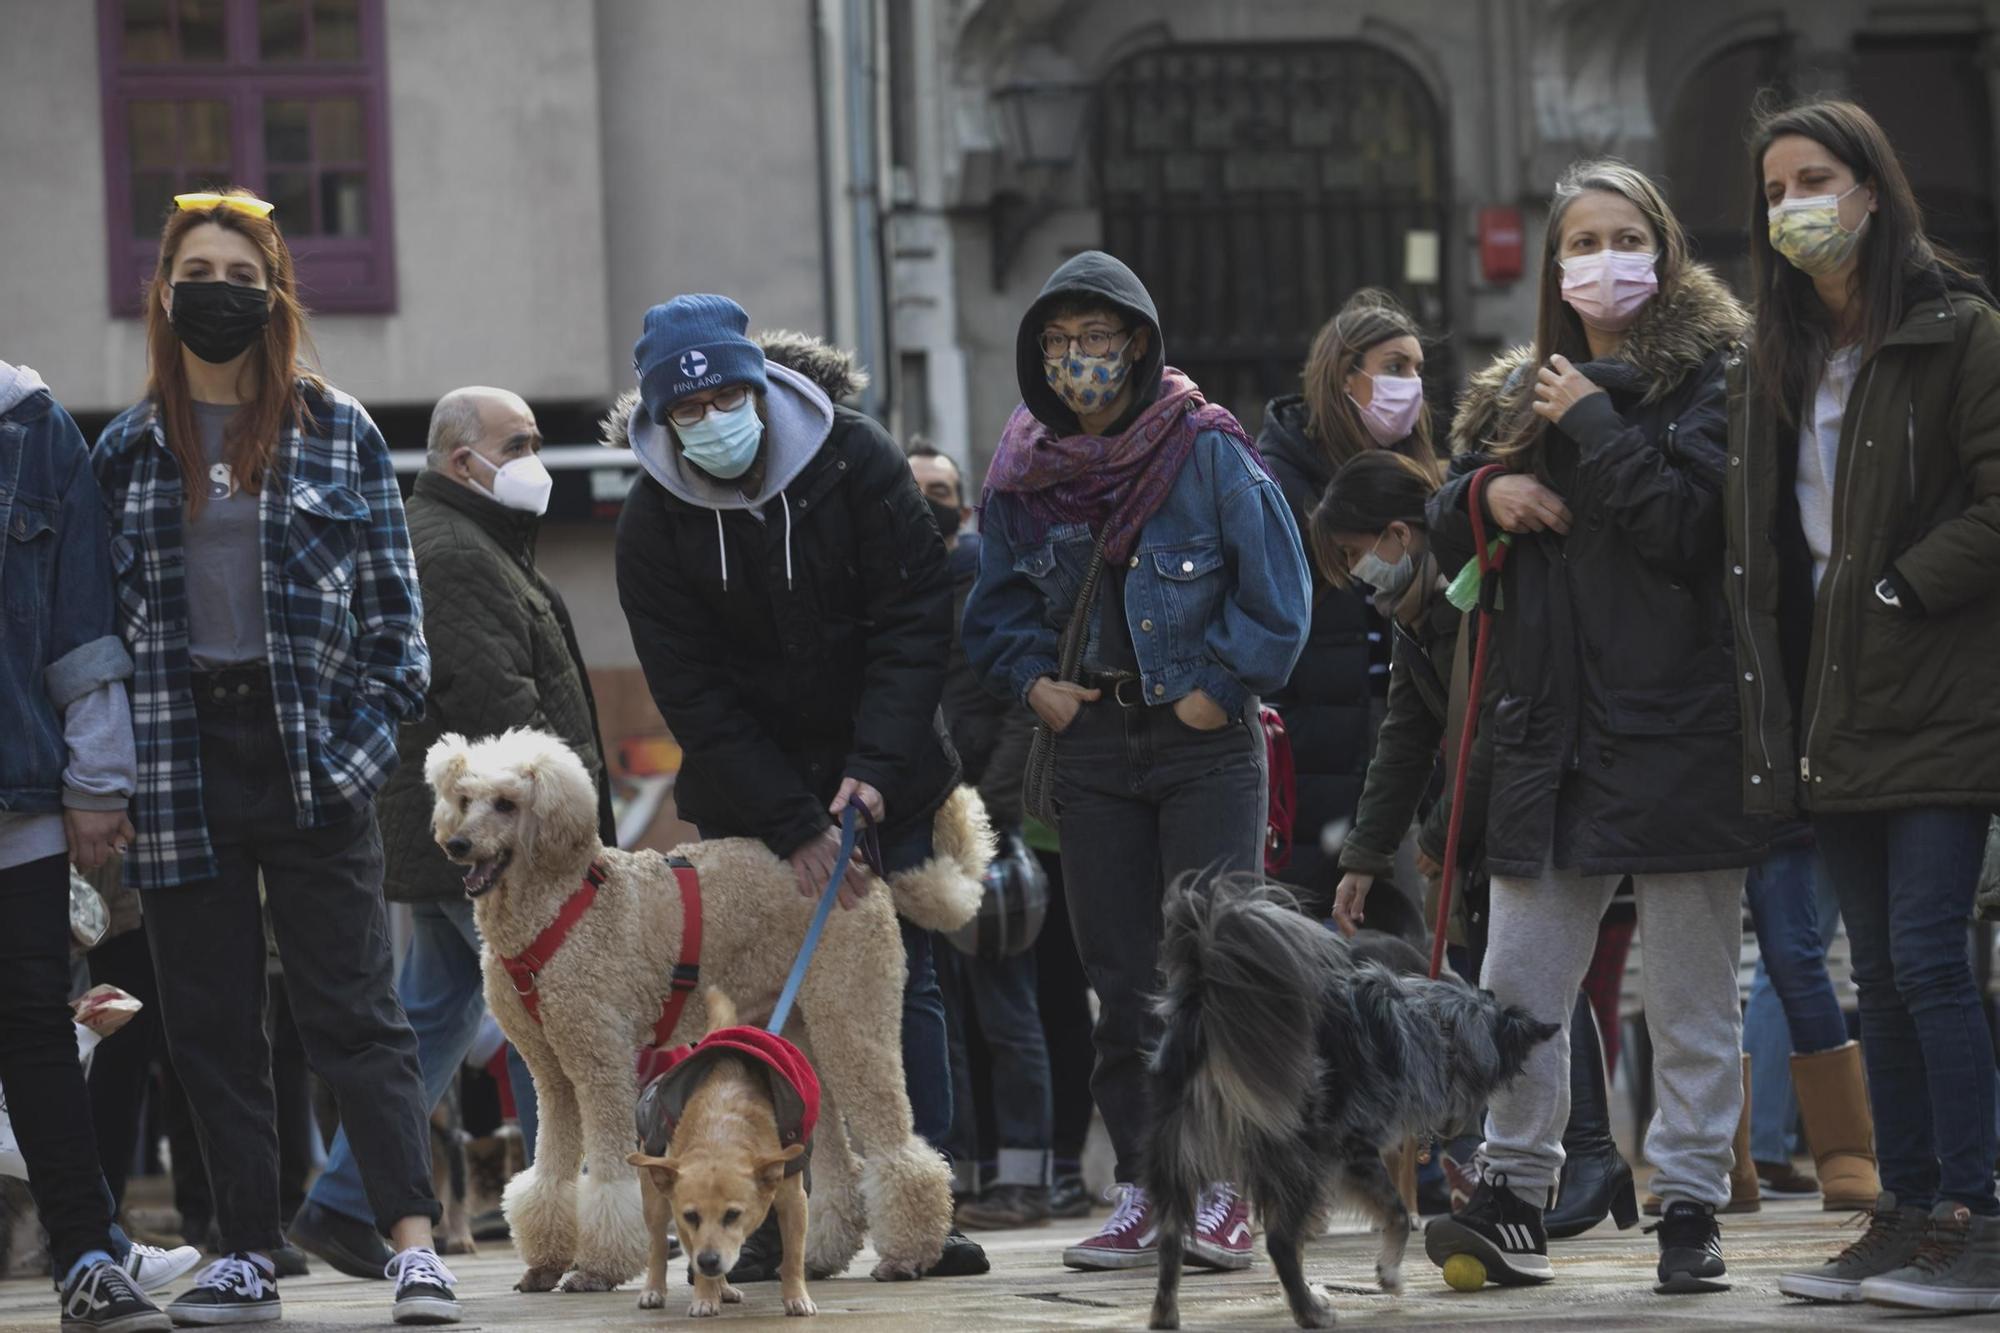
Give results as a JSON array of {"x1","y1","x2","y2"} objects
[
  {"x1": 1790, "y1": 1041, "x2": 1881, "y2": 1211},
  {"x1": 1726, "y1": 1052, "x2": 1760, "y2": 1213}
]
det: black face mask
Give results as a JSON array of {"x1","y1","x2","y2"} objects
[
  {"x1": 926, "y1": 497, "x2": 962, "y2": 541},
  {"x1": 170, "y1": 281, "x2": 272, "y2": 364}
]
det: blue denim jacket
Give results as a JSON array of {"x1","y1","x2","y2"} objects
[
  {"x1": 964, "y1": 428, "x2": 1311, "y2": 721},
  {"x1": 1, "y1": 388, "x2": 132, "y2": 814}
]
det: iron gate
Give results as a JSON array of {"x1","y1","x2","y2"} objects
[{"x1": 1096, "y1": 43, "x2": 1451, "y2": 432}]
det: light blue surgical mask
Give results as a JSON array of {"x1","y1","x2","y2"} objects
[
  {"x1": 1351, "y1": 532, "x2": 1415, "y2": 600},
  {"x1": 674, "y1": 397, "x2": 763, "y2": 480}
]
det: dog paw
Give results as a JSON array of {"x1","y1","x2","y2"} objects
[
  {"x1": 555, "y1": 1268, "x2": 617, "y2": 1293},
  {"x1": 1377, "y1": 1261, "x2": 1403, "y2": 1294},
  {"x1": 721, "y1": 1283, "x2": 744, "y2": 1304},
  {"x1": 1148, "y1": 1302, "x2": 1181, "y2": 1330},
  {"x1": 1298, "y1": 1294, "x2": 1336, "y2": 1329},
  {"x1": 785, "y1": 1294, "x2": 819, "y2": 1316},
  {"x1": 688, "y1": 1296, "x2": 724, "y2": 1317},
  {"x1": 637, "y1": 1287, "x2": 666, "y2": 1310},
  {"x1": 870, "y1": 1257, "x2": 922, "y2": 1282},
  {"x1": 515, "y1": 1264, "x2": 566, "y2": 1292}
]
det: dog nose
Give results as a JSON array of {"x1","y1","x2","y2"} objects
[
  {"x1": 444, "y1": 836, "x2": 471, "y2": 858},
  {"x1": 696, "y1": 1251, "x2": 723, "y2": 1276}
]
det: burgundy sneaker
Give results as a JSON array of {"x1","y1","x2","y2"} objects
[
  {"x1": 1185, "y1": 1183, "x2": 1255, "y2": 1270},
  {"x1": 1062, "y1": 1184, "x2": 1159, "y2": 1270}
]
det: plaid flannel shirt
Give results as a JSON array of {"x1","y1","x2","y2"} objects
[{"x1": 92, "y1": 381, "x2": 429, "y2": 889}]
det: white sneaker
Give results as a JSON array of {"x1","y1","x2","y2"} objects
[
  {"x1": 386, "y1": 1248, "x2": 460, "y2": 1325},
  {"x1": 124, "y1": 1242, "x2": 202, "y2": 1294}
]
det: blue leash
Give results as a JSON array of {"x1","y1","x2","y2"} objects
[{"x1": 766, "y1": 805, "x2": 870, "y2": 1036}]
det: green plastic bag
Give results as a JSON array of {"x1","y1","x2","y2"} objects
[{"x1": 1445, "y1": 536, "x2": 1512, "y2": 613}]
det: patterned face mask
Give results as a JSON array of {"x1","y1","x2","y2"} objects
[
  {"x1": 1769, "y1": 184, "x2": 1869, "y2": 277},
  {"x1": 1044, "y1": 345, "x2": 1135, "y2": 418}
]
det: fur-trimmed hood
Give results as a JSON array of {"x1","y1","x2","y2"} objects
[
  {"x1": 598, "y1": 330, "x2": 870, "y2": 453},
  {"x1": 1449, "y1": 263, "x2": 1747, "y2": 454}
]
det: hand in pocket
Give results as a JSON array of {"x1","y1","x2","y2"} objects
[{"x1": 1172, "y1": 689, "x2": 1228, "y2": 731}]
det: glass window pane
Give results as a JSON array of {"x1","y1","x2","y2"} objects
[
  {"x1": 178, "y1": 0, "x2": 225, "y2": 60},
  {"x1": 266, "y1": 170, "x2": 313, "y2": 231},
  {"x1": 128, "y1": 101, "x2": 178, "y2": 169},
  {"x1": 263, "y1": 100, "x2": 311, "y2": 163},
  {"x1": 314, "y1": 99, "x2": 364, "y2": 161},
  {"x1": 313, "y1": 0, "x2": 360, "y2": 60},
  {"x1": 131, "y1": 170, "x2": 178, "y2": 239},
  {"x1": 121, "y1": 0, "x2": 174, "y2": 62},
  {"x1": 185, "y1": 100, "x2": 232, "y2": 169},
  {"x1": 258, "y1": 0, "x2": 305, "y2": 61},
  {"x1": 320, "y1": 170, "x2": 368, "y2": 235}
]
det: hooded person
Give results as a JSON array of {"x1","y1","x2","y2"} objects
[
  {"x1": 961, "y1": 251, "x2": 1312, "y2": 1274},
  {"x1": 607, "y1": 298, "x2": 987, "y2": 1281}
]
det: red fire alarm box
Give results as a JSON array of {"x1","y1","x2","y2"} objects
[{"x1": 1479, "y1": 206, "x2": 1526, "y2": 284}]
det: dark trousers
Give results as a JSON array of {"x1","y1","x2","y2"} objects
[
  {"x1": 878, "y1": 817, "x2": 952, "y2": 1149},
  {"x1": 0, "y1": 853, "x2": 118, "y2": 1276},
  {"x1": 1031, "y1": 849, "x2": 1096, "y2": 1168},
  {"x1": 143, "y1": 683, "x2": 438, "y2": 1253},
  {"x1": 1054, "y1": 698, "x2": 1267, "y2": 1184},
  {"x1": 1815, "y1": 807, "x2": 1998, "y2": 1214},
  {"x1": 939, "y1": 943, "x2": 1052, "y2": 1185},
  {"x1": 86, "y1": 924, "x2": 161, "y2": 1210}
]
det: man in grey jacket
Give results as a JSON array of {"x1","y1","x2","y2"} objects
[{"x1": 290, "y1": 386, "x2": 616, "y2": 1278}]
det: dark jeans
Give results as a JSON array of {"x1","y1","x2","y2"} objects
[
  {"x1": 1815, "y1": 807, "x2": 1998, "y2": 1215},
  {"x1": 0, "y1": 853, "x2": 119, "y2": 1276},
  {"x1": 86, "y1": 924, "x2": 161, "y2": 1210},
  {"x1": 878, "y1": 816, "x2": 953, "y2": 1150},
  {"x1": 939, "y1": 942, "x2": 1052, "y2": 1186},
  {"x1": 1032, "y1": 849, "x2": 1097, "y2": 1169},
  {"x1": 143, "y1": 680, "x2": 438, "y2": 1252},
  {"x1": 1744, "y1": 843, "x2": 1848, "y2": 1055},
  {"x1": 1054, "y1": 697, "x2": 1267, "y2": 1184}
]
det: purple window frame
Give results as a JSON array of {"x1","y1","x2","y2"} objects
[{"x1": 97, "y1": 0, "x2": 396, "y2": 316}]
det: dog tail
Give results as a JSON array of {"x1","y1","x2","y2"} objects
[
  {"x1": 1153, "y1": 875, "x2": 1335, "y2": 1143},
  {"x1": 702, "y1": 986, "x2": 738, "y2": 1035},
  {"x1": 884, "y1": 785, "x2": 993, "y2": 932}
]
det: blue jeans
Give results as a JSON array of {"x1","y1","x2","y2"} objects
[
  {"x1": 877, "y1": 816, "x2": 953, "y2": 1150},
  {"x1": 306, "y1": 899, "x2": 537, "y2": 1227},
  {"x1": 1815, "y1": 807, "x2": 1998, "y2": 1215},
  {"x1": 1743, "y1": 848, "x2": 1846, "y2": 1163},
  {"x1": 940, "y1": 945, "x2": 1053, "y2": 1187}
]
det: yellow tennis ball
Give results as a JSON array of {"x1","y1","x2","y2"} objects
[{"x1": 1442, "y1": 1253, "x2": 1486, "y2": 1292}]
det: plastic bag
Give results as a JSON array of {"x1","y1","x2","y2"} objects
[{"x1": 0, "y1": 986, "x2": 139, "y2": 1179}]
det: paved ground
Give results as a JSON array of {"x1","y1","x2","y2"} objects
[{"x1": 0, "y1": 1196, "x2": 1941, "y2": 1331}]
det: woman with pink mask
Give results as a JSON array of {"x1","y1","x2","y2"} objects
[{"x1": 1418, "y1": 160, "x2": 1782, "y2": 1299}]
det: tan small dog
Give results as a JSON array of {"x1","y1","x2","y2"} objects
[{"x1": 628, "y1": 989, "x2": 815, "y2": 1318}]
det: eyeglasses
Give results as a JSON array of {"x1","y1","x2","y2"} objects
[
  {"x1": 174, "y1": 191, "x2": 276, "y2": 219},
  {"x1": 1040, "y1": 327, "x2": 1130, "y2": 361},
  {"x1": 666, "y1": 384, "x2": 751, "y2": 428}
]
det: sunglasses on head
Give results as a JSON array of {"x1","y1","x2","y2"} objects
[{"x1": 174, "y1": 191, "x2": 276, "y2": 219}]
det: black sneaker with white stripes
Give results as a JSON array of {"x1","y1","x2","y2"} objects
[
  {"x1": 1651, "y1": 1199, "x2": 1729, "y2": 1294},
  {"x1": 386, "y1": 1247, "x2": 461, "y2": 1325},
  {"x1": 165, "y1": 1253, "x2": 280, "y2": 1326},
  {"x1": 1424, "y1": 1172, "x2": 1554, "y2": 1285},
  {"x1": 60, "y1": 1259, "x2": 170, "y2": 1332}
]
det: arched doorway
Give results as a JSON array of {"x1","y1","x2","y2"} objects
[{"x1": 1095, "y1": 43, "x2": 1450, "y2": 430}]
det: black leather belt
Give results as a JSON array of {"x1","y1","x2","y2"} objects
[{"x1": 1079, "y1": 671, "x2": 1148, "y2": 708}]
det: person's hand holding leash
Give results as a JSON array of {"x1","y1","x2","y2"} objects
[
  {"x1": 829, "y1": 777, "x2": 884, "y2": 826},
  {"x1": 788, "y1": 823, "x2": 870, "y2": 911},
  {"x1": 1482, "y1": 474, "x2": 1572, "y2": 535}
]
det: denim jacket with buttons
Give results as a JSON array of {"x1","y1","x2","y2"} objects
[{"x1": 964, "y1": 428, "x2": 1311, "y2": 721}]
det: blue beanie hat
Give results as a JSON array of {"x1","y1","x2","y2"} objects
[{"x1": 633, "y1": 294, "x2": 769, "y2": 423}]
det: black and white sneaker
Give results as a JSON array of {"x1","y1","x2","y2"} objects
[
  {"x1": 1650, "y1": 1200, "x2": 1728, "y2": 1294},
  {"x1": 61, "y1": 1259, "x2": 170, "y2": 1332},
  {"x1": 1424, "y1": 1171, "x2": 1554, "y2": 1285},
  {"x1": 165, "y1": 1253, "x2": 279, "y2": 1326},
  {"x1": 386, "y1": 1248, "x2": 460, "y2": 1325},
  {"x1": 123, "y1": 1242, "x2": 203, "y2": 1294}
]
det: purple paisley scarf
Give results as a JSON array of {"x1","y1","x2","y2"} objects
[{"x1": 983, "y1": 368, "x2": 1263, "y2": 565}]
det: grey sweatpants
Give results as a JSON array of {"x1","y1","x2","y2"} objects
[{"x1": 1479, "y1": 866, "x2": 1746, "y2": 1209}]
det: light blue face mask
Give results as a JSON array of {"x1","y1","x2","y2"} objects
[{"x1": 674, "y1": 397, "x2": 763, "y2": 480}]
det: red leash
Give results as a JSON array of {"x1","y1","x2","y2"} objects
[{"x1": 1430, "y1": 464, "x2": 1511, "y2": 981}]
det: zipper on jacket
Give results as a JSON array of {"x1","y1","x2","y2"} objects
[
  {"x1": 1731, "y1": 352, "x2": 1777, "y2": 782},
  {"x1": 1798, "y1": 357, "x2": 1880, "y2": 788}
]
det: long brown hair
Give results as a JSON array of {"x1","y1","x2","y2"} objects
[
  {"x1": 1491, "y1": 159, "x2": 1690, "y2": 471},
  {"x1": 1308, "y1": 449, "x2": 1439, "y2": 588},
  {"x1": 1300, "y1": 288, "x2": 1439, "y2": 477},
  {"x1": 1747, "y1": 97, "x2": 1979, "y2": 426},
  {"x1": 144, "y1": 189, "x2": 316, "y2": 514}
]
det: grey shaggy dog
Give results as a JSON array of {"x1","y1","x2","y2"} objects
[{"x1": 1144, "y1": 877, "x2": 1558, "y2": 1330}]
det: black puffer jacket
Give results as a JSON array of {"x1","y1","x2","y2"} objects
[
  {"x1": 610, "y1": 335, "x2": 959, "y2": 857},
  {"x1": 1257, "y1": 395, "x2": 1380, "y2": 896},
  {"x1": 1430, "y1": 265, "x2": 1780, "y2": 879}
]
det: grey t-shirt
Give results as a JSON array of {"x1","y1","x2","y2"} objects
[{"x1": 185, "y1": 402, "x2": 268, "y2": 667}]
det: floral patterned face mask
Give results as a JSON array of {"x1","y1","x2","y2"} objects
[
  {"x1": 1769, "y1": 184, "x2": 1869, "y2": 277},
  {"x1": 1044, "y1": 342, "x2": 1135, "y2": 417}
]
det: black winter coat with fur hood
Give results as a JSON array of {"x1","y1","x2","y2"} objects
[
  {"x1": 1429, "y1": 265, "x2": 1782, "y2": 879},
  {"x1": 607, "y1": 334, "x2": 960, "y2": 859}
]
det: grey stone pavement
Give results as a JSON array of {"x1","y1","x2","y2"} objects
[{"x1": 0, "y1": 1196, "x2": 1945, "y2": 1331}]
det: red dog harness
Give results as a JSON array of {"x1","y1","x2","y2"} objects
[
  {"x1": 499, "y1": 857, "x2": 704, "y2": 1049},
  {"x1": 635, "y1": 1027, "x2": 821, "y2": 1174}
]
